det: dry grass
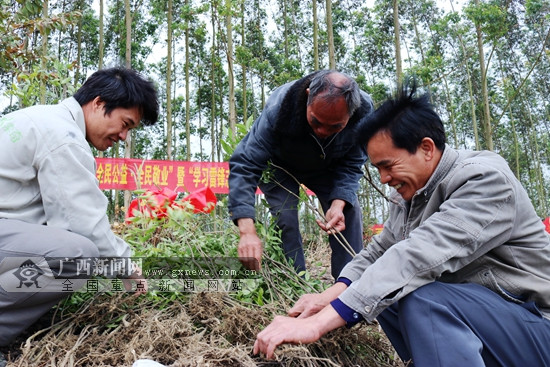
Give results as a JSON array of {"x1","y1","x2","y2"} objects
[
  {"x1": 2, "y1": 226, "x2": 400, "y2": 367},
  {"x1": 7, "y1": 291, "x2": 396, "y2": 367}
]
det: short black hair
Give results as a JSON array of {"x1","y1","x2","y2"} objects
[
  {"x1": 357, "y1": 79, "x2": 446, "y2": 154},
  {"x1": 307, "y1": 70, "x2": 362, "y2": 116},
  {"x1": 73, "y1": 67, "x2": 159, "y2": 126}
]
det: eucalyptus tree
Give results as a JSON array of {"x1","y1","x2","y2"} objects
[
  {"x1": 39, "y1": 0, "x2": 49, "y2": 104},
  {"x1": 525, "y1": 1, "x2": 550, "y2": 210},
  {"x1": 392, "y1": 0, "x2": 402, "y2": 83},
  {"x1": 209, "y1": 0, "x2": 231, "y2": 161},
  {"x1": 102, "y1": 0, "x2": 160, "y2": 159},
  {"x1": 70, "y1": 2, "x2": 101, "y2": 81},
  {"x1": 463, "y1": 0, "x2": 510, "y2": 151},
  {"x1": 326, "y1": 0, "x2": 335, "y2": 68},
  {"x1": 99, "y1": 0, "x2": 104, "y2": 69},
  {"x1": 166, "y1": 0, "x2": 174, "y2": 159},
  {"x1": 268, "y1": 0, "x2": 306, "y2": 86},
  {"x1": 238, "y1": 0, "x2": 248, "y2": 124},
  {"x1": 1, "y1": 0, "x2": 82, "y2": 109},
  {"x1": 185, "y1": 1, "x2": 211, "y2": 160},
  {"x1": 224, "y1": 0, "x2": 237, "y2": 135},
  {"x1": 329, "y1": 0, "x2": 361, "y2": 71},
  {"x1": 233, "y1": 0, "x2": 269, "y2": 125},
  {"x1": 396, "y1": 0, "x2": 464, "y2": 148},
  {"x1": 492, "y1": 0, "x2": 550, "y2": 216},
  {"x1": 430, "y1": 6, "x2": 481, "y2": 150},
  {"x1": 243, "y1": 0, "x2": 271, "y2": 110},
  {"x1": 312, "y1": 0, "x2": 319, "y2": 70}
]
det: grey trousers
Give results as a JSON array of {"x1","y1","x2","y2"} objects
[{"x1": 0, "y1": 219, "x2": 99, "y2": 346}]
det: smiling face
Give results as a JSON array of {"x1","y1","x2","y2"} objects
[
  {"x1": 367, "y1": 130, "x2": 440, "y2": 201},
  {"x1": 306, "y1": 93, "x2": 350, "y2": 139},
  {"x1": 83, "y1": 97, "x2": 141, "y2": 151}
]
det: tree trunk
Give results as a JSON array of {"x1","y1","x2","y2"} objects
[
  {"x1": 449, "y1": 0, "x2": 479, "y2": 150},
  {"x1": 326, "y1": 0, "x2": 335, "y2": 69},
  {"x1": 473, "y1": 0, "x2": 493, "y2": 151},
  {"x1": 99, "y1": 0, "x2": 104, "y2": 69},
  {"x1": 124, "y1": 0, "x2": 133, "y2": 210},
  {"x1": 392, "y1": 0, "x2": 402, "y2": 84},
  {"x1": 166, "y1": 0, "x2": 173, "y2": 160},
  {"x1": 40, "y1": 0, "x2": 48, "y2": 104},
  {"x1": 283, "y1": 0, "x2": 289, "y2": 58},
  {"x1": 312, "y1": 0, "x2": 319, "y2": 70},
  {"x1": 211, "y1": 1, "x2": 217, "y2": 161},
  {"x1": 241, "y1": 0, "x2": 247, "y2": 124},
  {"x1": 226, "y1": 0, "x2": 236, "y2": 135},
  {"x1": 74, "y1": 0, "x2": 82, "y2": 89},
  {"x1": 185, "y1": 0, "x2": 191, "y2": 160}
]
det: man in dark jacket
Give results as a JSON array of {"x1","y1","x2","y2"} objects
[{"x1": 228, "y1": 70, "x2": 374, "y2": 278}]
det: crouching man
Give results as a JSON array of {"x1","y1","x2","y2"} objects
[
  {"x1": 253, "y1": 81, "x2": 550, "y2": 366},
  {"x1": 0, "y1": 67, "x2": 158, "y2": 353}
]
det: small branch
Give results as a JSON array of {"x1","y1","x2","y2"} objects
[
  {"x1": 363, "y1": 164, "x2": 399, "y2": 205},
  {"x1": 269, "y1": 162, "x2": 357, "y2": 258}
]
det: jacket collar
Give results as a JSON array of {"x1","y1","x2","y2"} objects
[
  {"x1": 60, "y1": 97, "x2": 86, "y2": 138},
  {"x1": 273, "y1": 72, "x2": 371, "y2": 139},
  {"x1": 420, "y1": 144, "x2": 459, "y2": 197},
  {"x1": 391, "y1": 144, "x2": 459, "y2": 206}
]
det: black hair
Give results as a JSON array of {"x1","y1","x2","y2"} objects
[
  {"x1": 73, "y1": 67, "x2": 159, "y2": 126},
  {"x1": 307, "y1": 70, "x2": 361, "y2": 116},
  {"x1": 357, "y1": 79, "x2": 446, "y2": 154}
]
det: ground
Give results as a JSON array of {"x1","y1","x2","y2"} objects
[{"x1": 2, "y1": 234, "x2": 402, "y2": 367}]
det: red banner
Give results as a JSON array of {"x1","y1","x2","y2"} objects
[{"x1": 96, "y1": 158, "x2": 229, "y2": 194}]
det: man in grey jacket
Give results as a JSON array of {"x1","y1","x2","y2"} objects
[
  {"x1": 229, "y1": 70, "x2": 373, "y2": 278},
  {"x1": 253, "y1": 82, "x2": 550, "y2": 366},
  {"x1": 0, "y1": 68, "x2": 158, "y2": 353}
]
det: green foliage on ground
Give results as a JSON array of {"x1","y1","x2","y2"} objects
[
  {"x1": 40, "y1": 193, "x2": 395, "y2": 366},
  {"x1": 61, "y1": 192, "x2": 326, "y2": 314}
]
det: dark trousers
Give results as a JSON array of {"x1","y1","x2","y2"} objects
[
  {"x1": 377, "y1": 282, "x2": 550, "y2": 367},
  {"x1": 259, "y1": 170, "x2": 363, "y2": 279}
]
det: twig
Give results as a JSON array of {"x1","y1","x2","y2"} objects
[
  {"x1": 268, "y1": 162, "x2": 357, "y2": 258},
  {"x1": 363, "y1": 164, "x2": 399, "y2": 205}
]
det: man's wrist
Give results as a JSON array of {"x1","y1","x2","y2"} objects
[
  {"x1": 237, "y1": 218, "x2": 256, "y2": 236},
  {"x1": 330, "y1": 199, "x2": 347, "y2": 211},
  {"x1": 330, "y1": 298, "x2": 363, "y2": 328}
]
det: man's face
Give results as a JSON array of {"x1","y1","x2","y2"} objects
[
  {"x1": 85, "y1": 97, "x2": 141, "y2": 151},
  {"x1": 367, "y1": 131, "x2": 435, "y2": 201},
  {"x1": 306, "y1": 94, "x2": 350, "y2": 139}
]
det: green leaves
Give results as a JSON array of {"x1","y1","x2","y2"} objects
[
  {"x1": 220, "y1": 115, "x2": 253, "y2": 160},
  {"x1": 464, "y1": 1, "x2": 509, "y2": 42}
]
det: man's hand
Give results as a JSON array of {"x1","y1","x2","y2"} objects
[
  {"x1": 317, "y1": 199, "x2": 346, "y2": 234},
  {"x1": 288, "y1": 282, "x2": 348, "y2": 318},
  {"x1": 237, "y1": 218, "x2": 262, "y2": 271},
  {"x1": 254, "y1": 306, "x2": 346, "y2": 359}
]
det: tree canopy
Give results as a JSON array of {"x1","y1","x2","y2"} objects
[{"x1": 1, "y1": 0, "x2": 549, "y2": 220}]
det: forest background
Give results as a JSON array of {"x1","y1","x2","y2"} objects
[{"x1": 1, "y1": 0, "x2": 549, "y2": 227}]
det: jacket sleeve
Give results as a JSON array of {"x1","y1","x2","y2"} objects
[
  {"x1": 328, "y1": 91, "x2": 372, "y2": 205},
  {"x1": 37, "y1": 143, "x2": 132, "y2": 258},
  {"x1": 338, "y1": 161, "x2": 516, "y2": 321},
  {"x1": 328, "y1": 143, "x2": 367, "y2": 206},
  {"x1": 228, "y1": 97, "x2": 280, "y2": 222}
]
